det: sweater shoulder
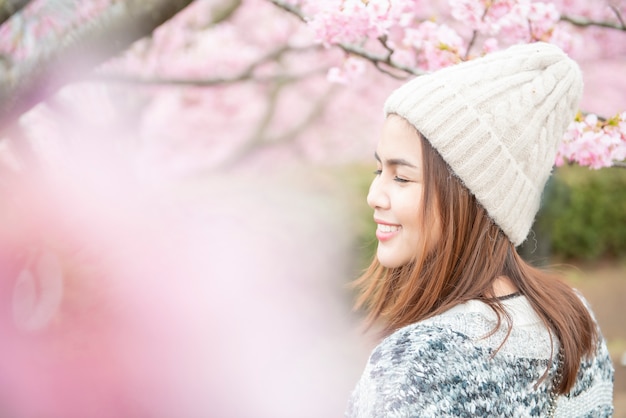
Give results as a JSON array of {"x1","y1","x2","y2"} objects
[
  {"x1": 346, "y1": 299, "x2": 615, "y2": 418},
  {"x1": 347, "y1": 322, "x2": 550, "y2": 417},
  {"x1": 368, "y1": 322, "x2": 473, "y2": 372}
]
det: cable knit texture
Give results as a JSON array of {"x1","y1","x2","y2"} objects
[
  {"x1": 346, "y1": 295, "x2": 614, "y2": 417},
  {"x1": 383, "y1": 42, "x2": 583, "y2": 246}
]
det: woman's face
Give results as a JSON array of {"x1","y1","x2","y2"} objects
[{"x1": 367, "y1": 115, "x2": 439, "y2": 268}]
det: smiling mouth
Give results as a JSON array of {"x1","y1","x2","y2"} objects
[{"x1": 377, "y1": 224, "x2": 401, "y2": 233}]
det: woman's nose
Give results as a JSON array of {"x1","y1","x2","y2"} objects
[{"x1": 367, "y1": 177, "x2": 389, "y2": 210}]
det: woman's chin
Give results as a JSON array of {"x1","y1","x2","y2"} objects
[{"x1": 376, "y1": 249, "x2": 407, "y2": 269}]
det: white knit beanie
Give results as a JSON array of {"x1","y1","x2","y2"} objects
[{"x1": 384, "y1": 42, "x2": 583, "y2": 246}]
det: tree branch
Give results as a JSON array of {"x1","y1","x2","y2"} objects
[
  {"x1": 269, "y1": 85, "x2": 336, "y2": 147},
  {"x1": 217, "y1": 81, "x2": 286, "y2": 168},
  {"x1": 610, "y1": 5, "x2": 626, "y2": 29},
  {"x1": 267, "y1": 0, "x2": 306, "y2": 23},
  {"x1": 209, "y1": 0, "x2": 242, "y2": 25},
  {"x1": 464, "y1": 30, "x2": 479, "y2": 60},
  {"x1": 268, "y1": 0, "x2": 423, "y2": 78},
  {"x1": 341, "y1": 42, "x2": 422, "y2": 77},
  {"x1": 92, "y1": 44, "x2": 324, "y2": 86},
  {"x1": 218, "y1": 71, "x2": 334, "y2": 166},
  {"x1": 0, "y1": 0, "x2": 31, "y2": 25},
  {"x1": 374, "y1": 35, "x2": 419, "y2": 79},
  {"x1": 91, "y1": 69, "x2": 327, "y2": 86},
  {"x1": 0, "y1": 0, "x2": 199, "y2": 132},
  {"x1": 560, "y1": 13, "x2": 626, "y2": 31},
  {"x1": 465, "y1": 2, "x2": 492, "y2": 59}
]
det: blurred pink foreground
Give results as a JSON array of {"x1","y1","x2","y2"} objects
[{"x1": 0, "y1": 143, "x2": 366, "y2": 418}]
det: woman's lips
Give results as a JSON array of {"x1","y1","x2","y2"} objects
[{"x1": 374, "y1": 222, "x2": 401, "y2": 242}]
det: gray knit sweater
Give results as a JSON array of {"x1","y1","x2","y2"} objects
[{"x1": 346, "y1": 295, "x2": 614, "y2": 417}]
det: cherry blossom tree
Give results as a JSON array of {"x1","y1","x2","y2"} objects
[{"x1": 0, "y1": 0, "x2": 624, "y2": 172}]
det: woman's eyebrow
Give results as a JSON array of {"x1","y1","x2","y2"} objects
[{"x1": 374, "y1": 152, "x2": 417, "y2": 168}]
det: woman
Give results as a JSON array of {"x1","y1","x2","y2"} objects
[{"x1": 347, "y1": 42, "x2": 614, "y2": 417}]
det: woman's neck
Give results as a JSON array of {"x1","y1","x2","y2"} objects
[{"x1": 492, "y1": 275, "x2": 518, "y2": 298}]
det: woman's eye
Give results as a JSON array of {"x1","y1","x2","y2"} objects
[
  {"x1": 394, "y1": 176, "x2": 409, "y2": 183},
  {"x1": 373, "y1": 169, "x2": 382, "y2": 176}
]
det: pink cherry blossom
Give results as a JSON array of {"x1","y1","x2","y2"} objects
[
  {"x1": 327, "y1": 56, "x2": 367, "y2": 84},
  {"x1": 403, "y1": 21, "x2": 464, "y2": 70},
  {"x1": 307, "y1": 0, "x2": 384, "y2": 46},
  {"x1": 557, "y1": 112, "x2": 626, "y2": 169}
]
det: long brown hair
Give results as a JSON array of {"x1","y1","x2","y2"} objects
[{"x1": 353, "y1": 124, "x2": 598, "y2": 394}]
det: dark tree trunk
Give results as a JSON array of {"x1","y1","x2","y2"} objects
[
  {"x1": 0, "y1": 0, "x2": 195, "y2": 131},
  {"x1": 0, "y1": 0, "x2": 32, "y2": 25}
]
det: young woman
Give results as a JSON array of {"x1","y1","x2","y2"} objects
[{"x1": 346, "y1": 42, "x2": 614, "y2": 417}]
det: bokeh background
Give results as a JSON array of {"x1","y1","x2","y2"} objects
[{"x1": 0, "y1": 0, "x2": 625, "y2": 416}]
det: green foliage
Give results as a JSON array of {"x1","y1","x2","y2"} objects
[
  {"x1": 537, "y1": 165, "x2": 626, "y2": 260},
  {"x1": 325, "y1": 163, "x2": 378, "y2": 272}
]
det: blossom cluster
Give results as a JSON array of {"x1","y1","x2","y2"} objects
[
  {"x1": 450, "y1": 0, "x2": 560, "y2": 40},
  {"x1": 309, "y1": 0, "x2": 565, "y2": 72},
  {"x1": 305, "y1": 0, "x2": 416, "y2": 46},
  {"x1": 557, "y1": 113, "x2": 626, "y2": 169},
  {"x1": 301, "y1": 0, "x2": 626, "y2": 168}
]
